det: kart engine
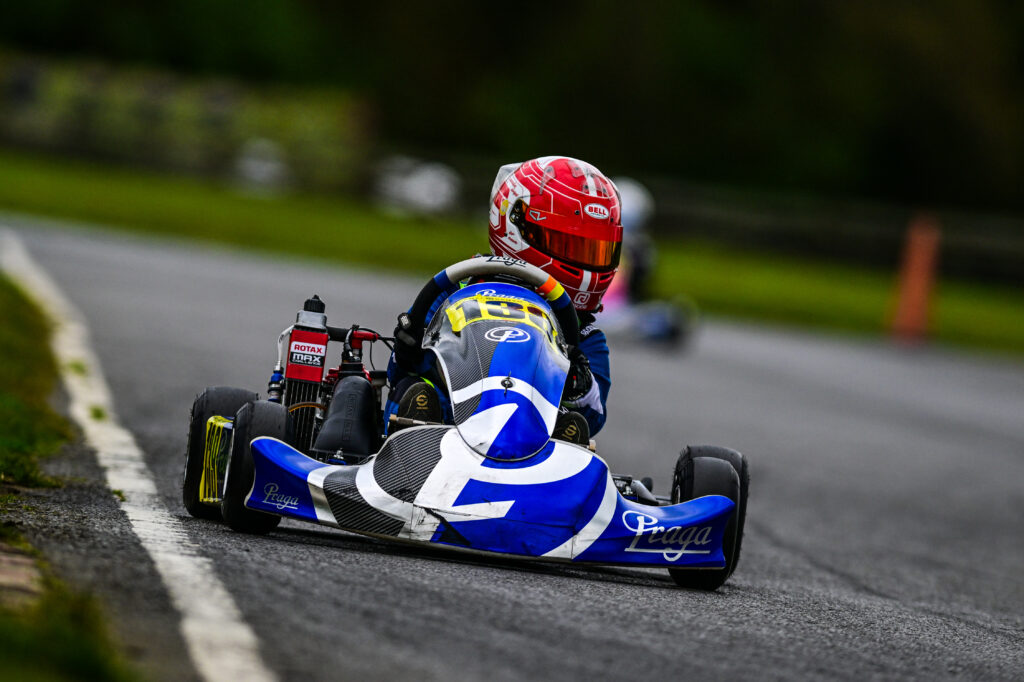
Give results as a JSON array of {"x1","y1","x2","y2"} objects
[{"x1": 275, "y1": 296, "x2": 330, "y2": 453}]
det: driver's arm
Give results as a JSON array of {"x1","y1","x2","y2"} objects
[
  {"x1": 563, "y1": 324, "x2": 610, "y2": 436},
  {"x1": 384, "y1": 293, "x2": 449, "y2": 430},
  {"x1": 391, "y1": 292, "x2": 449, "y2": 377}
]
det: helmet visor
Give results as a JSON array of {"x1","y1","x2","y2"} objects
[{"x1": 519, "y1": 219, "x2": 621, "y2": 272}]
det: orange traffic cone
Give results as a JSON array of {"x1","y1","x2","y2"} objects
[{"x1": 890, "y1": 213, "x2": 941, "y2": 343}]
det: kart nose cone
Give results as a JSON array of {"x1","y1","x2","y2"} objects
[
  {"x1": 427, "y1": 282, "x2": 570, "y2": 460},
  {"x1": 454, "y1": 391, "x2": 553, "y2": 460}
]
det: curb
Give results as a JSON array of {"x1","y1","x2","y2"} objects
[{"x1": 0, "y1": 540, "x2": 43, "y2": 610}]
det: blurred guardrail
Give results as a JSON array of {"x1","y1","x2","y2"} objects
[
  {"x1": 442, "y1": 153, "x2": 1024, "y2": 287},
  {"x1": 0, "y1": 51, "x2": 369, "y2": 191},
  {"x1": 643, "y1": 178, "x2": 1024, "y2": 286}
]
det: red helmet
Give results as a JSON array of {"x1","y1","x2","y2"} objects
[{"x1": 489, "y1": 157, "x2": 623, "y2": 312}]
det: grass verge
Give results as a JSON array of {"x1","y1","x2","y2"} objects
[
  {"x1": 0, "y1": 148, "x2": 475, "y2": 276},
  {"x1": 0, "y1": 273, "x2": 135, "y2": 681},
  {"x1": 0, "y1": 575, "x2": 136, "y2": 682},
  {"x1": 653, "y1": 241, "x2": 1024, "y2": 354},
  {"x1": 0, "y1": 275, "x2": 72, "y2": 487},
  {"x1": 1, "y1": 148, "x2": 1023, "y2": 355}
]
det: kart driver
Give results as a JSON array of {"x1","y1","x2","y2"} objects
[{"x1": 387, "y1": 156, "x2": 623, "y2": 446}]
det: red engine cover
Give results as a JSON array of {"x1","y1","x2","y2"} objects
[{"x1": 286, "y1": 328, "x2": 328, "y2": 383}]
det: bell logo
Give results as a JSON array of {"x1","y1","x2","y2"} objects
[{"x1": 583, "y1": 203, "x2": 609, "y2": 220}]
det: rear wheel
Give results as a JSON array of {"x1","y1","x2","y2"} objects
[
  {"x1": 668, "y1": 446, "x2": 747, "y2": 590},
  {"x1": 183, "y1": 386, "x2": 257, "y2": 520},
  {"x1": 221, "y1": 400, "x2": 290, "y2": 534}
]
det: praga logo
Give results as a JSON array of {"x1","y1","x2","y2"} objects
[
  {"x1": 584, "y1": 203, "x2": 610, "y2": 220},
  {"x1": 262, "y1": 483, "x2": 300, "y2": 510},
  {"x1": 621, "y1": 510, "x2": 713, "y2": 561},
  {"x1": 484, "y1": 326, "x2": 531, "y2": 343},
  {"x1": 486, "y1": 255, "x2": 529, "y2": 267}
]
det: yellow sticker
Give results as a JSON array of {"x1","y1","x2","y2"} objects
[{"x1": 445, "y1": 295, "x2": 559, "y2": 347}]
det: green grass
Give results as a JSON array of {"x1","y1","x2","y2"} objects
[
  {"x1": 0, "y1": 148, "x2": 475, "y2": 279},
  {"x1": 0, "y1": 576, "x2": 136, "y2": 682},
  {"x1": 0, "y1": 275, "x2": 134, "y2": 681},
  {"x1": 0, "y1": 275, "x2": 73, "y2": 487},
  {"x1": 65, "y1": 361, "x2": 88, "y2": 377},
  {"x1": 653, "y1": 240, "x2": 1024, "y2": 354},
  {"x1": 1, "y1": 148, "x2": 1023, "y2": 355}
]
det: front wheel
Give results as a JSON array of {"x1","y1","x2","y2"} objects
[
  {"x1": 221, "y1": 400, "x2": 290, "y2": 534},
  {"x1": 183, "y1": 386, "x2": 258, "y2": 520},
  {"x1": 668, "y1": 446, "x2": 748, "y2": 590},
  {"x1": 681, "y1": 445, "x2": 749, "y2": 577}
]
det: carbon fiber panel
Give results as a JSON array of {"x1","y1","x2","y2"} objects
[
  {"x1": 322, "y1": 468, "x2": 405, "y2": 536},
  {"x1": 321, "y1": 426, "x2": 448, "y2": 536},
  {"x1": 438, "y1": 319, "x2": 503, "y2": 422},
  {"x1": 375, "y1": 426, "x2": 447, "y2": 498}
]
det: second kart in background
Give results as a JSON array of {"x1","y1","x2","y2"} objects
[{"x1": 602, "y1": 177, "x2": 697, "y2": 348}]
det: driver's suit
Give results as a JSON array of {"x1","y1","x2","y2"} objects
[{"x1": 385, "y1": 300, "x2": 611, "y2": 437}]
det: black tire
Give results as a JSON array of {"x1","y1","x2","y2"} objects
[
  {"x1": 312, "y1": 376, "x2": 380, "y2": 461},
  {"x1": 668, "y1": 450, "x2": 745, "y2": 591},
  {"x1": 680, "y1": 445, "x2": 749, "y2": 577},
  {"x1": 221, "y1": 400, "x2": 290, "y2": 534},
  {"x1": 183, "y1": 386, "x2": 258, "y2": 520}
]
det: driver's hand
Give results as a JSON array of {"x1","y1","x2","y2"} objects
[
  {"x1": 394, "y1": 313, "x2": 425, "y2": 372},
  {"x1": 562, "y1": 347, "x2": 593, "y2": 403}
]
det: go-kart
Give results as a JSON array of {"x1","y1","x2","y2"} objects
[
  {"x1": 182, "y1": 257, "x2": 749, "y2": 590},
  {"x1": 600, "y1": 297, "x2": 697, "y2": 347}
]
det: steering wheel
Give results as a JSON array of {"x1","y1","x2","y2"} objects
[{"x1": 402, "y1": 256, "x2": 579, "y2": 348}]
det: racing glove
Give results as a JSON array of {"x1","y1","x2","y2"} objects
[
  {"x1": 562, "y1": 346, "x2": 594, "y2": 403},
  {"x1": 393, "y1": 312, "x2": 426, "y2": 373}
]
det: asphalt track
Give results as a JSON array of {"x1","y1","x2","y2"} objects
[{"x1": 10, "y1": 220, "x2": 1024, "y2": 681}]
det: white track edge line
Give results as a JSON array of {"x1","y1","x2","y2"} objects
[{"x1": 1, "y1": 230, "x2": 277, "y2": 682}]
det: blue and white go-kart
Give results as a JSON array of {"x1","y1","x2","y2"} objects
[{"x1": 182, "y1": 257, "x2": 749, "y2": 590}]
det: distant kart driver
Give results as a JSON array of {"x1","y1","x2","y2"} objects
[{"x1": 387, "y1": 156, "x2": 623, "y2": 445}]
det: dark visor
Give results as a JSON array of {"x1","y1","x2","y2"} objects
[{"x1": 519, "y1": 219, "x2": 622, "y2": 272}]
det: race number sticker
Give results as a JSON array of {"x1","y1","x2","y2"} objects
[{"x1": 445, "y1": 295, "x2": 558, "y2": 347}]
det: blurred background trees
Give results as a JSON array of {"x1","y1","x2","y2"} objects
[
  {"x1": 2, "y1": 1, "x2": 1023, "y2": 283},
  {"x1": 2, "y1": 0, "x2": 1021, "y2": 209}
]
